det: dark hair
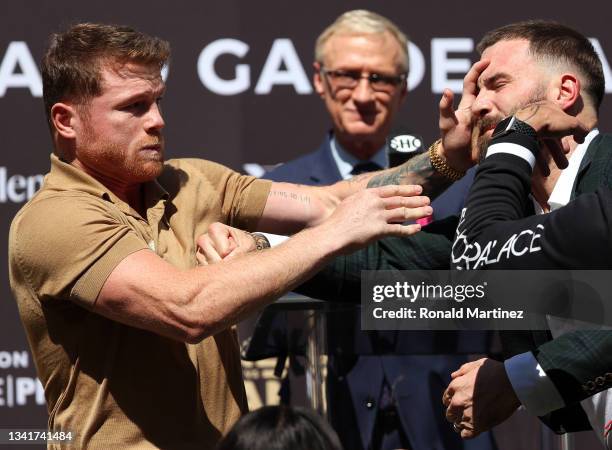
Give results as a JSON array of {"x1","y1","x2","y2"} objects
[
  {"x1": 41, "y1": 22, "x2": 170, "y2": 126},
  {"x1": 477, "y1": 20, "x2": 604, "y2": 110},
  {"x1": 216, "y1": 406, "x2": 343, "y2": 450}
]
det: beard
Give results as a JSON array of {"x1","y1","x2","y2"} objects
[
  {"x1": 471, "y1": 87, "x2": 548, "y2": 163},
  {"x1": 471, "y1": 115, "x2": 502, "y2": 164},
  {"x1": 81, "y1": 121, "x2": 165, "y2": 183}
]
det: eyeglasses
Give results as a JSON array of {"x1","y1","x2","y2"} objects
[{"x1": 320, "y1": 67, "x2": 407, "y2": 93}]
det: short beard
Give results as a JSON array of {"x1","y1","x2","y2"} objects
[
  {"x1": 81, "y1": 119, "x2": 165, "y2": 183},
  {"x1": 471, "y1": 116, "x2": 500, "y2": 164},
  {"x1": 472, "y1": 87, "x2": 548, "y2": 163}
]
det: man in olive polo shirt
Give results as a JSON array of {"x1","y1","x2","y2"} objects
[{"x1": 7, "y1": 23, "x2": 446, "y2": 449}]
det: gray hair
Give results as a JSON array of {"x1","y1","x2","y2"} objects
[{"x1": 315, "y1": 10, "x2": 409, "y2": 73}]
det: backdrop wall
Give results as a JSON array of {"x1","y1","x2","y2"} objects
[{"x1": 1, "y1": 2, "x2": 610, "y2": 446}]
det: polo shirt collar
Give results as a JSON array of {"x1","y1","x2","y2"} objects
[{"x1": 47, "y1": 153, "x2": 169, "y2": 218}]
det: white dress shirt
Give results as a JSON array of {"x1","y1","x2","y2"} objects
[{"x1": 329, "y1": 136, "x2": 388, "y2": 180}]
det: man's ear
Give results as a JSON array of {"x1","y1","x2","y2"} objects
[
  {"x1": 50, "y1": 103, "x2": 78, "y2": 139},
  {"x1": 556, "y1": 73, "x2": 580, "y2": 111},
  {"x1": 313, "y1": 61, "x2": 325, "y2": 97}
]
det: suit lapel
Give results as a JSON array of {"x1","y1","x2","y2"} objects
[
  {"x1": 307, "y1": 135, "x2": 343, "y2": 184},
  {"x1": 572, "y1": 133, "x2": 612, "y2": 198}
]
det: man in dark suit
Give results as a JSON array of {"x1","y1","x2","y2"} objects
[{"x1": 263, "y1": 10, "x2": 491, "y2": 450}]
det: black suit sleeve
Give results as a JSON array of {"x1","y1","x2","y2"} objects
[
  {"x1": 295, "y1": 218, "x2": 457, "y2": 302},
  {"x1": 452, "y1": 134, "x2": 612, "y2": 270}
]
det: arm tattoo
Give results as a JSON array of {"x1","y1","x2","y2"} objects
[
  {"x1": 268, "y1": 190, "x2": 311, "y2": 205},
  {"x1": 366, "y1": 152, "x2": 454, "y2": 200}
]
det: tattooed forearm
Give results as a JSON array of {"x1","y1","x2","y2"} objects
[
  {"x1": 268, "y1": 190, "x2": 312, "y2": 205},
  {"x1": 366, "y1": 151, "x2": 454, "y2": 200},
  {"x1": 346, "y1": 172, "x2": 372, "y2": 185}
]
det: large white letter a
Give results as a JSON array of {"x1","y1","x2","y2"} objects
[{"x1": 0, "y1": 42, "x2": 42, "y2": 97}]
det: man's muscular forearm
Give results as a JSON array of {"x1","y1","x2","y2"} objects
[
  {"x1": 98, "y1": 186, "x2": 430, "y2": 343},
  {"x1": 260, "y1": 142, "x2": 464, "y2": 234},
  {"x1": 367, "y1": 151, "x2": 455, "y2": 199}
]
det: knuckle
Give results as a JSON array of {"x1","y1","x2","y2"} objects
[
  {"x1": 208, "y1": 222, "x2": 224, "y2": 234},
  {"x1": 449, "y1": 401, "x2": 461, "y2": 411},
  {"x1": 197, "y1": 236, "x2": 211, "y2": 248}
]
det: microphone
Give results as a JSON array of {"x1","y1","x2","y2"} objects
[{"x1": 386, "y1": 128, "x2": 425, "y2": 168}]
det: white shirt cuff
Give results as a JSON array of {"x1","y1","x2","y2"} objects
[
  {"x1": 260, "y1": 233, "x2": 289, "y2": 247},
  {"x1": 504, "y1": 351, "x2": 566, "y2": 416},
  {"x1": 486, "y1": 142, "x2": 537, "y2": 169}
]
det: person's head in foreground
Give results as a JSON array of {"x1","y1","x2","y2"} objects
[{"x1": 216, "y1": 405, "x2": 343, "y2": 450}]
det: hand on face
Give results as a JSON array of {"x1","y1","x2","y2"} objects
[
  {"x1": 514, "y1": 100, "x2": 589, "y2": 172},
  {"x1": 438, "y1": 60, "x2": 491, "y2": 172}
]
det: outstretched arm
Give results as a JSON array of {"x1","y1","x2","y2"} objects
[
  {"x1": 94, "y1": 185, "x2": 431, "y2": 343},
  {"x1": 258, "y1": 62, "x2": 491, "y2": 234}
]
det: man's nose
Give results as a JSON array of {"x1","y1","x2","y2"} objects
[
  {"x1": 471, "y1": 91, "x2": 494, "y2": 119},
  {"x1": 351, "y1": 77, "x2": 376, "y2": 104},
  {"x1": 146, "y1": 103, "x2": 165, "y2": 131}
]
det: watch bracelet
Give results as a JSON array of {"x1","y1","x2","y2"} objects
[
  {"x1": 428, "y1": 139, "x2": 465, "y2": 182},
  {"x1": 249, "y1": 232, "x2": 271, "y2": 251}
]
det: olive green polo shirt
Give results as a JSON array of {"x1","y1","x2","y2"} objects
[{"x1": 9, "y1": 154, "x2": 271, "y2": 449}]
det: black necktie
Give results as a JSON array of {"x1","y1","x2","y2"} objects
[{"x1": 351, "y1": 161, "x2": 382, "y2": 176}]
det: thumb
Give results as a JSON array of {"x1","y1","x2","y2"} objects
[
  {"x1": 451, "y1": 361, "x2": 477, "y2": 378},
  {"x1": 439, "y1": 89, "x2": 458, "y2": 131}
]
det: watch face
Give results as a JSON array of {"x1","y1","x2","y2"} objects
[
  {"x1": 491, "y1": 116, "x2": 514, "y2": 140},
  {"x1": 491, "y1": 116, "x2": 538, "y2": 141}
]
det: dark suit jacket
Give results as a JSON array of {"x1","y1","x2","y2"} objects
[
  {"x1": 264, "y1": 134, "x2": 343, "y2": 185},
  {"x1": 502, "y1": 133, "x2": 612, "y2": 432},
  {"x1": 264, "y1": 133, "x2": 495, "y2": 450}
]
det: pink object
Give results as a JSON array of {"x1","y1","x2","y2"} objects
[
  {"x1": 604, "y1": 420, "x2": 612, "y2": 437},
  {"x1": 416, "y1": 215, "x2": 433, "y2": 227}
]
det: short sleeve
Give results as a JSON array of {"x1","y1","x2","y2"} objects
[
  {"x1": 9, "y1": 194, "x2": 148, "y2": 309},
  {"x1": 165, "y1": 159, "x2": 272, "y2": 231}
]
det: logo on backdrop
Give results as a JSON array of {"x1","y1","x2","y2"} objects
[
  {"x1": 2, "y1": 38, "x2": 610, "y2": 97},
  {"x1": 389, "y1": 134, "x2": 423, "y2": 153},
  {"x1": 0, "y1": 350, "x2": 45, "y2": 408},
  {"x1": 0, "y1": 167, "x2": 43, "y2": 204}
]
